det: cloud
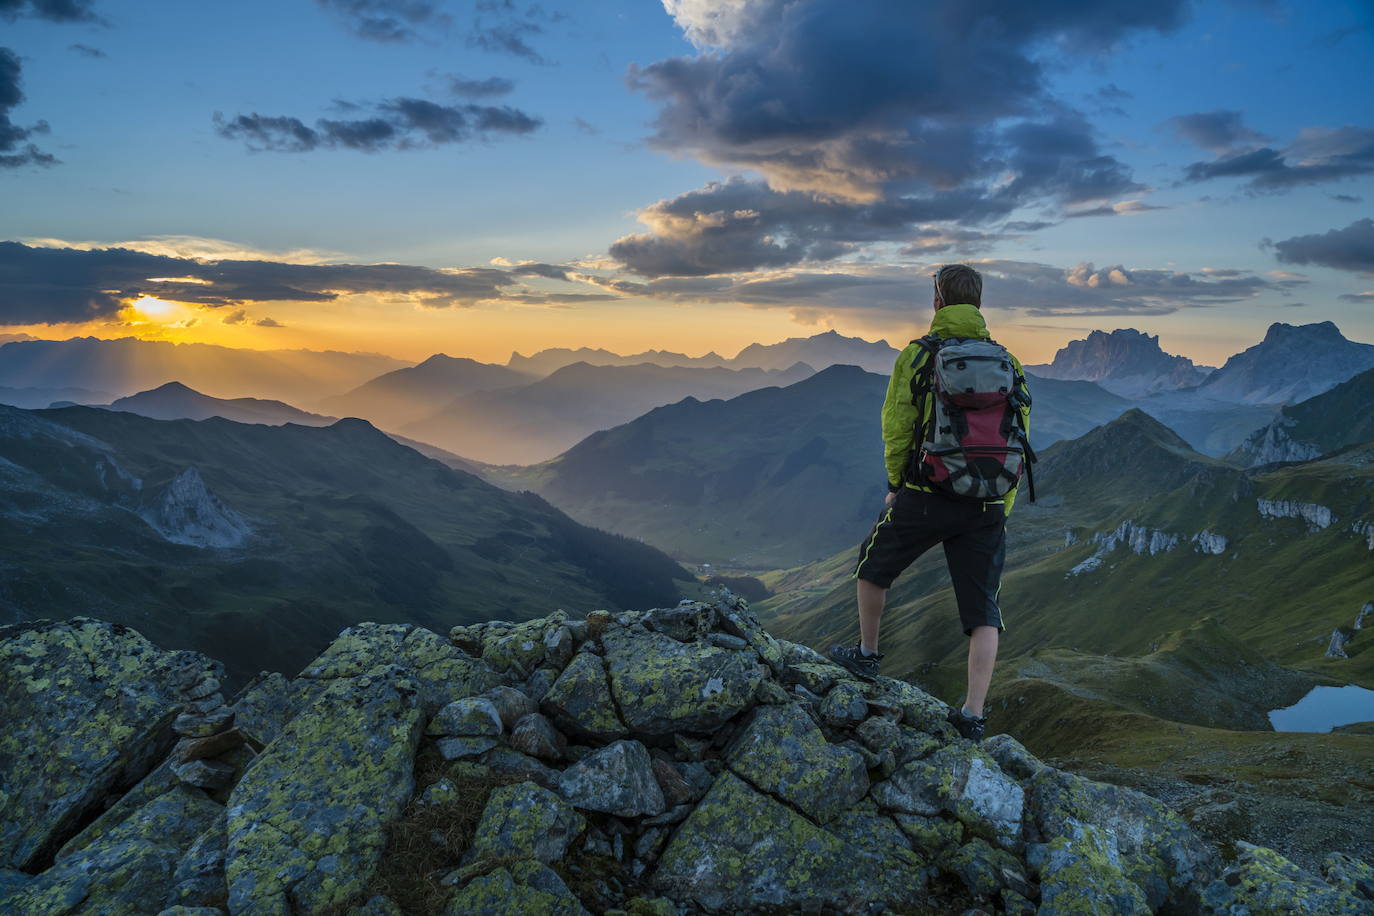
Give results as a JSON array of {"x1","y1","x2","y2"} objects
[
  {"x1": 616, "y1": 0, "x2": 1186, "y2": 276},
  {"x1": 1, "y1": 48, "x2": 58, "y2": 169},
  {"x1": 0, "y1": 0, "x2": 98, "y2": 22},
  {"x1": 1064, "y1": 198, "x2": 1167, "y2": 218},
  {"x1": 1182, "y1": 125, "x2": 1374, "y2": 191},
  {"x1": 68, "y1": 43, "x2": 106, "y2": 58},
  {"x1": 21, "y1": 234, "x2": 343, "y2": 264},
  {"x1": 254, "y1": 316, "x2": 285, "y2": 327},
  {"x1": 1338, "y1": 291, "x2": 1374, "y2": 303},
  {"x1": 898, "y1": 227, "x2": 1010, "y2": 255},
  {"x1": 442, "y1": 74, "x2": 515, "y2": 99},
  {"x1": 214, "y1": 97, "x2": 541, "y2": 152},
  {"x1": 1330, "y1": 193, "x2": 1363, "y2": 203},
  {"x1": 1164, "y1": 110, "x2": 1271, "y2": 154},
  {"x1": 1270, "y1": 218, "x2": 1374, "y2": 275},
  {"x1": 315, "y1": 0, "x2": 449, "y2": 42},
  {"x1": 0, "y1": 240, "x2": 619, "y2": 325},
  {"x1": 467, "y1": 0, "x2": 563, "y2": 63},
  {"x1": 572, "y1": 117, "x2": 598, "y2": 135},
  {"x1": 575, "y1": 257, "x2": 1301, "y2": 319}
]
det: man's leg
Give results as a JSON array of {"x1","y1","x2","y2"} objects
[
  {"x1": 964, "y1": 625, "x2": 999, "y2": 716},
  {"x1": 857, "y1": 577, "x2": 887, "y2": 653}
]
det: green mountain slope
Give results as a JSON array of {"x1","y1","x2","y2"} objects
[
  {"x1": 0, "y1": 404, "x2": 692, "y2": 682},
  {"x1": 497, "y1": 368, "x2": 1166, "y2": 568},
  {"x1": 1229, "y1": 366, "x2": 1374, "y2": 466},
  {"x1": 758, "y1": 411, "x2": 1374, "y2": 689}
]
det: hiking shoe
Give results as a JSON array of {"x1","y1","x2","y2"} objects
[
  {"x1": 947, "y1": 707, "x2": 987, "y2": 743},
  {"x1": 829, "y1": 643, "x2": 883, "y2": 681}
]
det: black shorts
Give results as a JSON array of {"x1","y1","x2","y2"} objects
[{"x1": 851, "y1": 486, "x2": 1006, "y2": 635}]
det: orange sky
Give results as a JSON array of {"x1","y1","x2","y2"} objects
[{"x1": 1, "y1": 290, "x2": 1321, "y2": 370}]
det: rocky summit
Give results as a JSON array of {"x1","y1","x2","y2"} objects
[{"x1": 2, "y1": 597, "x2": 1372, "y2": 916}]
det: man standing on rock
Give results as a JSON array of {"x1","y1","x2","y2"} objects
[{"x1": 831, "y1": 264, "x2": 1034, "y2": 743}]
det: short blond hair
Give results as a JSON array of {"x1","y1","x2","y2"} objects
[{"x1": 934, "y1": 264, "x2": 982, "y2": 308}]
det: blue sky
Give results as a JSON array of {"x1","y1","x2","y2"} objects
[{"x1": 1, "y1": 0, "x2": 1371, "y2": 365}]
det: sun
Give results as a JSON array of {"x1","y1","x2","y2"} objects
[{"x1": 130, "y1": 295, "x2": 176, "y2": 316}]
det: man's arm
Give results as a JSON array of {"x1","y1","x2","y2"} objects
[{"x1": 882, "y1": 344, "x2": 924, "y2": 491}]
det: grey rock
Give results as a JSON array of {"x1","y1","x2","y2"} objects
[
  {"x1": 707, "y1": 632, "x2": 749, "y2": 651},
  {"x1": 725, "y1": 702, "x2": 868, "y2": 824},
  {"x1": 428, "y1": 696, "x2": 504, "y2": 737},
  {"x1": 485, "y1": 685, "x2": 538, "y2": 730},
  {"x1": 172, "y1": 758, "x2": 236, "y2": 790},
  {"x1": 3, "y1": 785, "x2": 221, "y2": 915},
  {"x1": 0, "y1": 617, "x2": 213, "y2": 871},
  {"x1": 1038, "y1": 821, "x2": 1149, "y2": 916},
  {"x1": 173, "y1": 709, "x2": 236, "y2": 737},
  {"x1": 558, "y1": 740, "x2": 666, "y2": 817},
  {"x1": 443, "y1": 859, "x2": 590, "y2": 915},
  {"x1": 1200, "y1": 842, "x2": 1372, "y2": 915},
  {"x1": 225, "y1": 662, "x2": 423, "y2": 914},
  {"x1": 164, "y1": 810, "x2": 228, "y2": 909},
  {"x1": 228, "y1": 671, "x2": 297, "y2": 748},
  {"x1": 509, "y1": 712, "x2": 567, "y2": 762},
  {"x1": 541, "y1": 650, "x2": 629, "y2": 743},
  {"x1": 437, "y1": 736, "x2": 499, "y2": 760},
  {"x1": 483, "y1": 747, "x2": 561, "y2": 790},
  {"x1": 466, "y1": 781, "x2": 585, "y2": 865},
  {"x1": 601, "y1": 627, "x2": 764, "y2": 737},
  {"x1": 819, "y1": 681, "x2": 868, "y2": 729},
  {"x1": 644, "y1": 602, "x2": 717, "y2": 642}
]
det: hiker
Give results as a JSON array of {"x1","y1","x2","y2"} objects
[{"x1": 830, "y1": 264, "x2": 1034, "y2": 743}]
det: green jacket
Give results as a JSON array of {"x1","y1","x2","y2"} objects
[{"x1": 881, "y1": 303, "x2": 1032, "y2": 516}]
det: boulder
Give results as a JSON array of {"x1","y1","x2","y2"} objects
[
  {"x1": 225, "y1": 662, "x2": 424, "y2": 913},
  {"x1": 1037, "y1": 821, "x2": 1151, "y2": 916},
  {"x1": 509, "y1": 712, "x2": 567, "y2": 761},
  {"x1": 541, "y1": 650, "x2": 629, "y2": 743},
  {"x1": 466, "y1": 781, "x2": 585, "y2": 865},
  {"x1": 0, "y1": 618, "x2": 215, "y2": 871},
  {"x1": 653, "y1": 770, "x2": 921, "y2": 912},
  {"x1": 428, "y1": 696, "x2": 504, "y2": 737},
  {"x1": 724, "y1": 703, "x2": 868, "y2": 824},
  {"x1": 296, "y1": 622, "x2": 499, "y2": 715},
  {"x1": 1028, "y1": 767, "x2": 1218, "y2": 910},
  {"x1": 558, "y1": 740, "x2": 665, "y2": 818},
  {"x1": 819, "y1": 681, "x2": 868, "y2": 728},
  {"x1": 872, "y1": 744, "x2": 1024, "y2": 851},
  {"x1": 1199, "y1": 843, "x2": 1372, "y2": 915},
  {"x1": 1, "y1": 785, "x2": 222, "y2": 915},
  {"x1": 601, "y1": 628, "x2": 763, "y2": 737},
  {"x1": 443, "y1": 859, "x2": 589, "y2": 915}
]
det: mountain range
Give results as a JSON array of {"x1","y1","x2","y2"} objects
[
  {"x1": 103, "y1": 381, "x2": 338, "y2": 426},
  {"x1": 1026, "y1": 328, "x2": 1213, "y2": 397},
  {"x1": 313, "y1": 354, "x2": 535, "y2": 429},
  {"x1": 0, "y1": 337, "x2": 408, "y2": 403},
  {"x1": 509, "y1": 328, "x2": 898, "y2": 376},
  {"x1": 0, "y1": 404, "x2": 691, "y2": 682},
  {"x1": 1228, "y1": 366, "x2": 1374, "y2": 466},
  {"x1": 399, "y1": 360, "x2": 816, "y2": 465},
  {"x1": 1192, "y1": 320, "x2": 1374, "y2": 405}
]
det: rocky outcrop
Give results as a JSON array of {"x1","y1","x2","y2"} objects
[
  {"x1": 137, "y1": 466, "x2": 252, "y2": 548},
  {"x1": 1258, "y1": 498, "x2": 1335, "y2": 530},
  {"x1": 1066, "y1": 520, "x2": 1227, "y2": 576},
  {"x1": 4, "y1": 596, "x2": 1371, "y2": 915},
  {"x1": 1232, "y1": 417, "x2": 1323, "y2": 467}
]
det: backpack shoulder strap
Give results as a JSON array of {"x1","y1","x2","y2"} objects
[{"x1": 908, "y1": 335, "x2": 940, "y2": 406}]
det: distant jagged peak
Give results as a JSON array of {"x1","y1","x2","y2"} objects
[{"x1": 1259, "y1": 319, "x2": 1345, "y2": 345}]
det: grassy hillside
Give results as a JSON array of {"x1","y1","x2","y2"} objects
[{"x1": 0, "y1": 405, "x2": 693, "y2": 683}]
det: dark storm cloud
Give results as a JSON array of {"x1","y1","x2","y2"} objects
[
  {"x1": 314, "y1": 0, "x2": 449, "y2": 42},
  {"x1": 614, "y1": 0, "x2": 1185, "y2": 277},
  {"x1": 443, "y1": 74, "x2": 515, "y2": 99},
  {"x1": 0, "y1": 241, "x2": 612, "y2": 324},
  {"x1": 1165, "y1": 110, "x2": 1271, "y2": 154},
  {"x1": 214, "y1": 97, "x2": 540, "y2": 152},
  {"x1": 0, "y1": 0, "x2": 97, "y2": 22},
  {"x1": 1270, "y1": 219, "x2": 1374, "y2": 275},
  {"x1": 1182, "y1": 126, "x2": 1374, "y2": 191},
  {"x1": 0, "y1": 48, "x2": 57, "y2": 169}
]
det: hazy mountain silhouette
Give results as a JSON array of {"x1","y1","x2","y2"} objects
[{"x1": 315, "y1": 354, "x2": 535, "y2": 429}]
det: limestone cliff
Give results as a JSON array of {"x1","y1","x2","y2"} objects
[{"x1": 2, "y1": 596, "x2": 1371, "y2": 915}]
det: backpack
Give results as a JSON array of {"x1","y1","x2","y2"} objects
[{"x1": 904, "y1": 335, "x2": 1037, "y2": 503}]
